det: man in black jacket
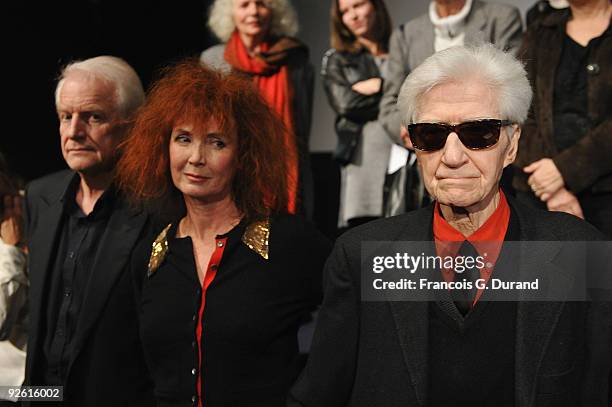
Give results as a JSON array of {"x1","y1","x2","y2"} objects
[
  {"x1": 23, "y1": 56, "x2": 154, "y2": 406},
  {"x1": 289, "y1": 44, "x2": 612, "y2": 406}
]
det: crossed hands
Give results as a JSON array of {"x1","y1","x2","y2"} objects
[
  {"x1": 524, "y1": 158, "x2": 583, "y2": 219},
  {"x1": 351, "y1": 77, "x2": 382, "y2": 96},
  {"x1": 1, "y1": 194, "x2": 23, "y2": 246}
]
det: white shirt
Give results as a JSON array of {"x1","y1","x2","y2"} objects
[
  {"x1": 0, "y1": 239, "x2": 27, "y2": 398},
  {"x1": 429, "y1": 0, "x2": 473, "y2": 52}
]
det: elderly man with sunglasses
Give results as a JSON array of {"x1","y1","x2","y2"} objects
[{"x1": 289, "y1": 44, "x2": 612, "y2": 407}]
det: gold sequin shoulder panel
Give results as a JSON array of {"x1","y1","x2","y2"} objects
[
  {"x1": 147, "y1": 219, "x2": 270, "y2": 277},
  {"x1": 241, "y1": 219, "x2": 270, "y2": 260},
  {"x1": 147, "y1": 223, "x2": 172, "y2": 277}
]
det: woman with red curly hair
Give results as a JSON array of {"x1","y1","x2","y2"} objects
[{"x1": 117, "y1": 60, "x2": 330, "y2": 407}]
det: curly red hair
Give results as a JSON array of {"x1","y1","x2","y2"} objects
[{"x1": 116, "y1": 59, "x2": 289, "y2": 221}]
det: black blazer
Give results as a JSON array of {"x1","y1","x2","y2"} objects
[
  {"x1": 289, "y1": 197, "x2": 612, "y2": 406},
  {"x1": 23, "y1": 170, "x2": 154, "y2": 406}
]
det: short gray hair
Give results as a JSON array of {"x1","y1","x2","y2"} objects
[
  {"x1": 55, "y1": 56, "x2": 145, "y2": 119},
  {"x1": 208, "y1": 0, "x2": 298, "y2": 42},
  {"x1": 398, "y1": 44, "x2": 532, "y2": 125}
]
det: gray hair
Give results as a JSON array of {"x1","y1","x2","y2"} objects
[
  {"x1": 398, "y1": 43, "x2": 532, "y2": 125},
  {"x1": 208, "y1": 0, "x2": 298, "y2": 42},
  {"x1": 55, "y1": 56, "x2": 145, "y2": 119}
]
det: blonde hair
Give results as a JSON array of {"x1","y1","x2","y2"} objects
[{"x1": 207, "y1": 0, "x2": 299, "y2": 42}]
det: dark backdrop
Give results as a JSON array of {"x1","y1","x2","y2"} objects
[
  {"x1": 3, "y1": 0, "x2": 341, "y2": 235},
  {"x1": 4, "y1": 0, "x2": 215, "y2": 182}
]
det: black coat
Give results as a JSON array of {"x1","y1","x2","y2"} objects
[
  {"x1": 23, "y1": 170, "x2": 154, "y2": 407},
  {"x1": 289, "y1": 197, "x2": 612, "y2": 406}
]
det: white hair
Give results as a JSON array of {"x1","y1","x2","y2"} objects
[
  {"x1": 55, "y1": 56, "x2": 145, "y2": 119},
  {"x1": 398, "y1": 43, "x2": 532, "y2": 125},
  {"x1": 207, "y1": 0, "x2": 298, "y2": 42}
]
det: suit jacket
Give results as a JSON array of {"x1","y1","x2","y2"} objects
[
  {"x1": 513, "y1": 10, "x2": 612, "y2": 195},
  {"x1": 379, "y1": 0, "x2": 523, "y2": 144},
  {"x1": 23, "y1": 170, "x2": 154, "y2": 406},
  {"x1": 288, "y1": 197, "x2": 612, "y2": 406}
]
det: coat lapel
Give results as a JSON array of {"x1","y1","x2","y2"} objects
[
  {"x1": 386, "y1": 207, "x2": 435, "y2": 406},
  {"x1": 512, "y1": 202, "x2": 566, "y2": 406},
  {"x1": 26, "y1": 172, "x2": 75, "y2": 376},
  {"x1": 388, "y1": 301, "x2": 429, "y2": 406},
  {"x1": 67, "y1": 198, "x2": 147, "y2": 371},
  {"x1": 514, "y1": 250, "x2": 565, "y2": 406}
]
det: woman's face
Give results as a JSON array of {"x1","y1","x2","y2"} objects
[
  {"x1": 232, "y1": 0, "x2": 272, "y2": 39},
  {"x1": 169, "y1": 118, "x2": 238, "y2": 204},
  {"x1": 338, "y1": 0, "x2": 376, "y2": 39}
]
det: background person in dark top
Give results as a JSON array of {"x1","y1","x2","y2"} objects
[
  {"x1": 117, "y1": 60, "x2": 331, "y2": 407},
  {"x1": 23, "y1": 56, "x2": 154, "y2": 406},
  {"x1": 321, "y1": 0, "x2": 393, "y2": 230},
  {"x1": 515, "y1": 3, "x2": 612, "y2": 399},
  {"x1": 514, "y1": 0, "x2": 612, "y2": 237}
]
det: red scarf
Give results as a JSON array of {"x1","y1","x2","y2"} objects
[{"x1": 224, "y1": 31, "x2": 301, "y2": 213}]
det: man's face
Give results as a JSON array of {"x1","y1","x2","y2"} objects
[
  {"x1": 57, "y1": 72, "x2": 126, "y2": 176},
  {"x1": 412, "y1": 79, "x2": 519, "y2": 209}
]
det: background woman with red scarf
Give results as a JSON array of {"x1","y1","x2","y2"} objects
[{"x1": 201, "y1": 0, "x2": 314, "y2": 218}]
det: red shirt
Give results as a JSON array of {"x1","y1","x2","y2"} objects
[
  {"x1": 196, "y1": 236, "x2": 226, "y2": 407},
  {"x1": 433, "y1": 190, "x2": 510, "y2": 305}
]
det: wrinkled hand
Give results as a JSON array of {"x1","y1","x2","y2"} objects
[
  {"x1": 351, "y1": 77, "x2": 382, "y2": 96},
  {"x1": 546, "y1": 187, "x2": 584, "y2": 219},
  {"x1": 524, "y1": 158, "x2": 564, "y2": 201},
  {"x1": 1, "y1": 195, "x2": 23, "y2": 246}
]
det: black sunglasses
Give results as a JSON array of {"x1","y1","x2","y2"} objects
[{"x1": 407, "y1": 119, "x2": 513, "y2": 151}]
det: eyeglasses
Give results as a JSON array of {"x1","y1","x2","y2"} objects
[{"x1": 407, "y1": 119, "x2": 513, "y2": 152}]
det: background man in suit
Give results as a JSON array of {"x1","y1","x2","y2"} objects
[
  {"x1": 379, "y1": 0, "x2": 523, "y2": 215},
  {"x1": 24, "y1": 56, "x2": 154, "y2": 406},
  {"x1": 289, "y1": 44, "x2": 612, "y2": 406}
]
